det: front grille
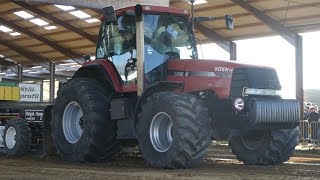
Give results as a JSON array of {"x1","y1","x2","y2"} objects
[
  {"x1": 230, "y1": 67, "x2": 281, "y2": 97},
  {"x1": 230, "y1": 68, "x2": 247, "y2": 97},
  {"x1": 249, "y1": 98, "x2": 300, "y2": 129}
]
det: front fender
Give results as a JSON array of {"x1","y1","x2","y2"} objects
[{"x1": 73, "y1": 61, "x2": 122, "y2": 92}]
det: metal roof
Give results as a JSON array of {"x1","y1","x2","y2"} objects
[
  {"x1": 0, "y1": 0, "x2": 319, "y2": 78},
  {"x1": 181, "y1": 0, "x2": 320, "y2": 41}
]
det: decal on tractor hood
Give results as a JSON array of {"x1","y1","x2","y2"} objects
[
  {"x1": 168, "y1": 68, "x2": 233, "y2": 79},
  {"x1": 214, "y1": 67, "x2": 233, "y2": 72}
]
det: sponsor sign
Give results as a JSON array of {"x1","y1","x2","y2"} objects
[
  {"x1": 19, "y1": 83, "x2": 41, "y2": 102},
  {"x1": 25, "y1": 110, "x2": 44, "y2": 123}
]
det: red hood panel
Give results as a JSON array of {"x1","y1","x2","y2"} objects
[
  {"x1": 167, "y1": 59, "x2": 273, "y2": 99},
  {"x1": 168, "y1": 59, "x2": 271, "y2": 71}
]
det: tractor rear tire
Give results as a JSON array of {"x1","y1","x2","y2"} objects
[
  {"x1": 137, "y1": 92, "x2": 211, "y2": 169},
  {"x1": 3, "y1": 118, "x2": 31, "y2": 156},
  {"x1": 52, "y1": 78, "x2": 121, "y2": 162},
  {"x1": 229, "y1": 128, "x2": 299, "y2": 165}
]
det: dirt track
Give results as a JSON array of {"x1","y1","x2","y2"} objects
[{"x1": 1, "y1": 144, "x2": 320, "y2": 180}]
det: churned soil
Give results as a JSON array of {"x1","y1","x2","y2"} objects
[{"x1": 0, "y1": 143, "x2": 320, "y2": 180}]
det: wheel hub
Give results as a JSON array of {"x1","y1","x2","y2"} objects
[
  {"x1": 5, "y1": 126, "x2": 16, "y2": 149},
  {"x1": 240, "y1": 131, "x2": 268, "y2": 151},
  {"x1": 149, "y1": 112, "x2": 173, "y2": 153},
  {"x1": 79, "y1": 117, "x2": 84, "y2": 129},
  {"x1": 63, "y1": 102, "x2": 84, "y2": 144}
]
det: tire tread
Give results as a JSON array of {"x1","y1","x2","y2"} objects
[
  {"x1": 52, "y1": 78, "x2": 121, "y2": 162},
  {"x1": 229, "y1": 127, "x2": 299, "y2": 165},
  {"x1": 137, "y1": 92, "x2": 211, "y2": 168}
]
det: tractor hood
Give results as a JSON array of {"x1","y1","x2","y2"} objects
[{"x1": 166, "y1": 59, "x2": 278, "y2": 99}]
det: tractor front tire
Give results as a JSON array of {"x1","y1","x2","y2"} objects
[
  {"x1": 52, "y1": 78, "x2": 121, "y2": 162},
  {"x1": 229, "y1": 128, "x2": 299, "y2": 165},
  {"x1": 137, "y1": 92, "x2": 211, "y2": 169},
  {"x1": 3, "y1": 118, "x2": 31, "y2": 156}
]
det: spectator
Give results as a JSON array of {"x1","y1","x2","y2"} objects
[
  {"x1": 315, "y1": 105, "x2": 319, "y2": 113},
  {"x1": 304, "y1": 106, "x2": 310, "y2": 120},
  {"x1": 306, "y1": 106, "x2": 319, "y2": 122},
  {"x1": 306, "y1": 102, "x2": 312, "y2": 107}
]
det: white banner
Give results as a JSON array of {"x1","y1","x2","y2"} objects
[{"x1": 19, "y1": 83, "x2": 41, "y2": 102}]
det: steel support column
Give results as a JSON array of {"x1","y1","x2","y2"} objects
[
  {"x1": 40, "y1": 81, "x2": 44, "y2": 102},
  {"x1": 230, "y1": 42, "x2": 237, "y2": 60},
  {"x1": 295, "y1": 35, "x2": 303, "y2": 119},
  {"x1": 50, "y1": 62, "x2": 55, "y2": 102},
  {"x1": 17, "y1": 64, "x2": 23, "y2": 83}
]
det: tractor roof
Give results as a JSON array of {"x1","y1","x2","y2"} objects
[
  {"x1": 100, "y1": 5, "x2": 190, "y2": 21},
  {"x1": 115, "y1": 5, "x2": 190, "y2": 16}
]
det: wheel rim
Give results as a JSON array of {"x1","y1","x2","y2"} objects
[
  {"x1": 240, "y1": 131, "x2": 268, "y2": 151},
  {"x1": 149, "y1": 112, "x2": 173, "y2": 153},
  {"x1": 5, "y1": 126, "x2": 16, "y2": 149},
  {"x1": 63, "y1": 101, "x2": 84, "y2": 144}
]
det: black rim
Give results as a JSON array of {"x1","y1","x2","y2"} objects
[{"x1": 240, "y1": 130, "x2": 269, "y2": 151}]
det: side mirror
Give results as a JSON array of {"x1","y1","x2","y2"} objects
[
  {"x1": 103, "y1": 6, "x2": 117, "y2": 24},
  {"x1": 194, "y1": 15, "x2": 234, "y2": 30},
  {"x1": 225, "y1": 15, "x2": 234, "y2": 30},
  {"x1": 83, "y1": 54, "x2": 91, "y2": 61}
]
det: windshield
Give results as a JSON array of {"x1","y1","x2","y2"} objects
[
  {"x1": 97, "y1": 14, "x2": 136, "y2": 58},
  {"x1": 144, "y1": 14, "x2": 197, "y2": 60},
  {"x1": 96, "y1": 14, "x2": 197, "y2": 59},
  {"x1": 96, "y1": 13, "x2": 197, "y2": 84}
]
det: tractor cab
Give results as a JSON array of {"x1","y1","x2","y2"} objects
[{"x1": 96, "y1": 5, "x2": 197, "y2": 89}]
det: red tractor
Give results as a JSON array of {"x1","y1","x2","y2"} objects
[{"x1": 50, "y1": 5, "x2": 300, "y2": 168}]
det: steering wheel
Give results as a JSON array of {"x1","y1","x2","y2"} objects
[{"x1": 186, "y1": 39, "x2": 192, "y2": 50}]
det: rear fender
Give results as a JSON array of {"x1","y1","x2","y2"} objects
[{"x1": 134, "y1": 81, "x2": 183, "y2": 127}]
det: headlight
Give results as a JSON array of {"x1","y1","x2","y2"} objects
[
  {"x1": 234, "y1": 98, "x2": 245, "y2": 111},
  {"x1": 243, "y1": 88, "x2": 281, "y2": 96}
]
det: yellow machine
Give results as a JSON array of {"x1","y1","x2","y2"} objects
[{"x1": 0, "y1": 82, "x2": 20, "y2": 101}]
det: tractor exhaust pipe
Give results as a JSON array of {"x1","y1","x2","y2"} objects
[{"x1": 135, "y1": 4, "x2": 144, "y2": 96}]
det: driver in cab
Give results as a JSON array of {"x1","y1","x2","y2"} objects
[
  {"x1": 117, "y1": 16, "x2": 137, "y2": 84},
  {"x1": 121, "y1": 30, "x2": 136, "y2": 54},
  {"x1": 121, "y1": 29, "x2": 137, "y2": 84}
]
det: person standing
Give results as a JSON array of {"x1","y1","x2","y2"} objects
[{"x1": 306, "y1": 106, "x2": 319, "y2": 122}]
